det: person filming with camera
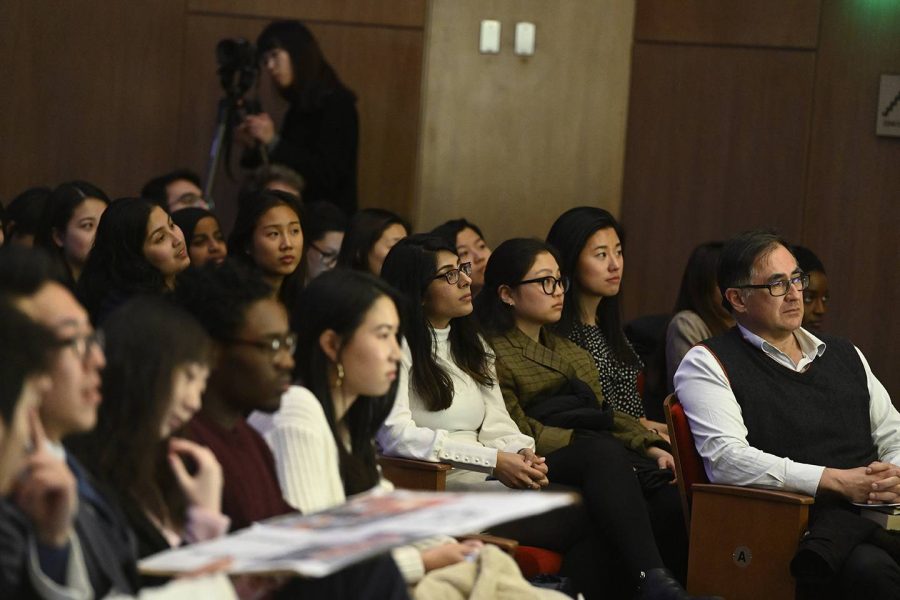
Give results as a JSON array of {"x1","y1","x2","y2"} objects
[{"x1": 237, "y1": 20, "x2": 359, "y2": 216}]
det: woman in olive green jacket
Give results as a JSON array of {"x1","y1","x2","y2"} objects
[{"x1": 477, "y1": 238, "x2": 698, "y2": 600}]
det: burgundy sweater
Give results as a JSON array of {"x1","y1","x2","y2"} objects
[{"x1": 187, "y1": 412, "x2": 295, "y2": 531}]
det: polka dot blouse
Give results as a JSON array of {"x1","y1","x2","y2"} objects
[{"x1": 568, "y1": 321, "x2": 645, "y2": 419}]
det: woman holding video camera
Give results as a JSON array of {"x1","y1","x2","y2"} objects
[{"x1": 238, "y1": 20, "x2": 359, "y2": 216}]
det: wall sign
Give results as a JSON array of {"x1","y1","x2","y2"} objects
[{"x1": 876, "y1": 74, "x2": 900, "y2": 137}]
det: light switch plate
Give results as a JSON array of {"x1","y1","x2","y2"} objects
[
  {"x1": 479, "y1": 20, "x2": 501, "y2": 54},
  {"x1": 514, "y1": 22, "x2": 536, "y2": 56}
]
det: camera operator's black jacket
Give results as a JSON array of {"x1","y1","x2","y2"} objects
[{"x1": 245, "y1": 87, "x2": 358, "y2": 216}]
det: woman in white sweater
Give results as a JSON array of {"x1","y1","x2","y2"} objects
[
  {"x1": 250, "y1": 268, "x2": 481, "y2": 584},
  {"x1": 377, "y1": 235, "x2": 549, "y2": 490}
]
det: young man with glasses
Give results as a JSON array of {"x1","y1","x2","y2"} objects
[
  {"x1": 176, "y1": 260, "x2": 409, "y2": 599},
  {"x1": 675, "y1": 230, "x2": 900, "y2": 599},
  {"x1": 0, "y1": 249, "x2": 140, "y2": 598},
  {"x1": 176, "y1": 261, "x2": 296, "y2": 532}
]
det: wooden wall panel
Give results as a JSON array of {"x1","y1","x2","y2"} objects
[
  {"x1": 0, "y1": 0, "x2": 184, "y2": 200},
  {"x1": 177, "y1": 14, "x2": 423, "y2": 229},
  {"x1": 620, "y1": 44, "x2": 816, "y2": 320},
  {"x1": 635, "y1": 0, "x2": 821, "y2": 49},
  {"x1": 188, "y1": 0, "x2": 425, "y2": 28},
  {"x1": 416, "y1": 0, "x2": 635, "y2": 244},
  {"x1": 802, "y1": 2, "x2": 900, "y2": 396}
]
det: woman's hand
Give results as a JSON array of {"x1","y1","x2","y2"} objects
[
  {"x1": 646, "y1": 446, "x2": 677, "y2": 484},
  {"x1": 494, "y1": 451, "x2": 549, "y2": 490},
  {"x1": 518, "y1": 448, "x2": 549, "y2": 478},
  {"x1": 421, "y1": 540, "x2": 483, "y2": 572},
  {"x1": 237, "y1": 113, "x2": 276, "y2": 146},
  {"x1": 168, "y1": 437, "x2": 224, "y2": 514}
]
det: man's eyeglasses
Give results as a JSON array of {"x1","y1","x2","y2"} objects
[
  {"x1": 309, "y1": 243, "x2": 339, "y2": 268},
  {"x1": 226, "y1": 333, "x2": 298, "y2": 358},
  {"x1": 432, "y1": 262, "x2": 472, "y2": 285},
  {"x1": 57, "y1": 330, "x2": 105, "y2": 364},
  {"x1": 513, "y1": 275, "x2": 570, "y2": 295},
  {"x1": 734, "y1": 273, "x2": 809, "y2": 297},
  {"x1": 171, "y1": 192, "x2": 207, "y2": 211}
]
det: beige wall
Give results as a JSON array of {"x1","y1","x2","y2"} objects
[{"x1": 415, "y1": 0, "x2": 635, "y2": 244}]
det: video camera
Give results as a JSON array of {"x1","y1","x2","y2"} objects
[
  {"x1": 203, "y1": 37, "x2": 264, "y2": 201},
  {"x1": 215, "y1": 37, "x2": 260, "y2": 114}
]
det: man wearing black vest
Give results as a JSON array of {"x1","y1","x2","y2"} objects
[{"x1": 675, "y1": 230, "x2": 900, "y2": 599}]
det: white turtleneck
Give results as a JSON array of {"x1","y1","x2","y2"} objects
[{"x1": 376, "y1": 326, "x2": 535, "y2": 472}]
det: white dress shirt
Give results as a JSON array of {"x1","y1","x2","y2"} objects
[
  {"x1": 376, "y1": 327, "x2": 535, "y2": 475},
  {"x1": 674, "y1": 325, "x2": 900, "y2": 496}
]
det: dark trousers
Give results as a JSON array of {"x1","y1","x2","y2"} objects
[
  {"x1": 490, "y1": 434, "x2": 687, "y2": 599},
  {"x1": 839, "y1": 542, "x2": 900, "y2": 600}
]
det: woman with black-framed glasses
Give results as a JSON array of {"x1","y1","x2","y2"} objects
[
  {"x1": 301, "y1": 200, "x2": 346, "y2": 285},
  {"x1": 474, "y1": 238, "x2": 700, "y2": 600},
  {"x1": 377, "y1": 234, "x2": 546, "y2": 491}
]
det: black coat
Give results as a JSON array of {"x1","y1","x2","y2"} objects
[{"x1": 247, "y1": 88, "x2": 359, "y2": 216}]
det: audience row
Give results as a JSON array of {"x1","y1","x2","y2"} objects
[{"x1": 0, "y1": 167, "x2": 839, "y2": 600}]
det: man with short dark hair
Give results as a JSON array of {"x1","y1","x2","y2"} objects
[
  {"x1": 176, "y1": 260, "x2": 409, "y2": 600},
  {"x1": 141, "y1": 169, "x2": 209, "y2": 213},
  {"x1": 0, "y1": 248, "x2": 139, "y2": 598},
  {"x1": 675, "y1": 229, "x2": 900, "y2": 599},
  {"x1": 0, "y1": 249, "x2": 238, "y2": 599}
]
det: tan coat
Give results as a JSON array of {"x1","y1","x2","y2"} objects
[
  {"x1": 489, "y1": 326, "x2": 666, "y2": 456},
  {"x1": 413, "y1": 544, "x2": 570, "y2": 600}
]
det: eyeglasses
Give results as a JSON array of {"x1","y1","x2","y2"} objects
[
  {"x1": 513, "y1": 275, "x2": 570, "y2": 295},
  {"x1": 226, "y1": 333, "x2": 298, "y2": 358},
  {"x1": 432, "y1": 262, "x2": 472, "y2": 285},
  {"x1": 171, "y1": 192, "x2": 207, "y2": 211},
  {"x1": 57, "y1": 330, "x2": 105, "y2": 364},
  {"x1": 309, "y1": 243, "x2": 339, "y2": 268},
  {"x1": 735, "y1": 273, "x2": 809, "y2": 297}
]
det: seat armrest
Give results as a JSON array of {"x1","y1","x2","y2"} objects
[
  {"x1": 692, "y1": 483, "x2": 814, "y2": 505},
  {"x1": 378, "y1": 455, "x2": 452, "y2": 491},
  {"x1": 377, "y1": 455, "x2": 452, "y2": 472}
]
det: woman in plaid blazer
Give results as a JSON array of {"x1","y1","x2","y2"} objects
[{"x1": 477, "y1": 239, "x2": 701, "y2": 600}]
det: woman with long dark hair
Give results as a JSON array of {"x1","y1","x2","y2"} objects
[
  {"x1": 35, "y1": 180, "x2": 109, "y2": 287},
  {"x1": 337, "y1": 208, "x2": 408, "y2": 275},
  {"x1": 430, "y1": 219, "x2": 493, "y2": 297},
  {"x1": 291, "y1": 269, "x2": 402, "y2": 495},
  {"x1": 665, "y1": 242, "x2": 734, "y2": 391},
  {"x1": 238, "y1": 20, "x2": 359, "y2": 215},
  {"x1": 377, "y1": 234, "x2": 546, "y2": 490},
  {"x1": 251, "y1": 268, "x2": 485, "y2": 585},
  {"x1": 476, "y1": 238, "x2": 702, "y2": 600},
  {"x1": 546, "y1": 206, "x2": 668, "y2": 436},
  {"x1": 78, "y1": 198, "x2": 190, "y2": 324},
  {"x1": 227, "y1": 189, "x2": 303, "y2": 306},
  {"x1": 73, "y1": 297, "x2": 226, "y2": 559}
]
